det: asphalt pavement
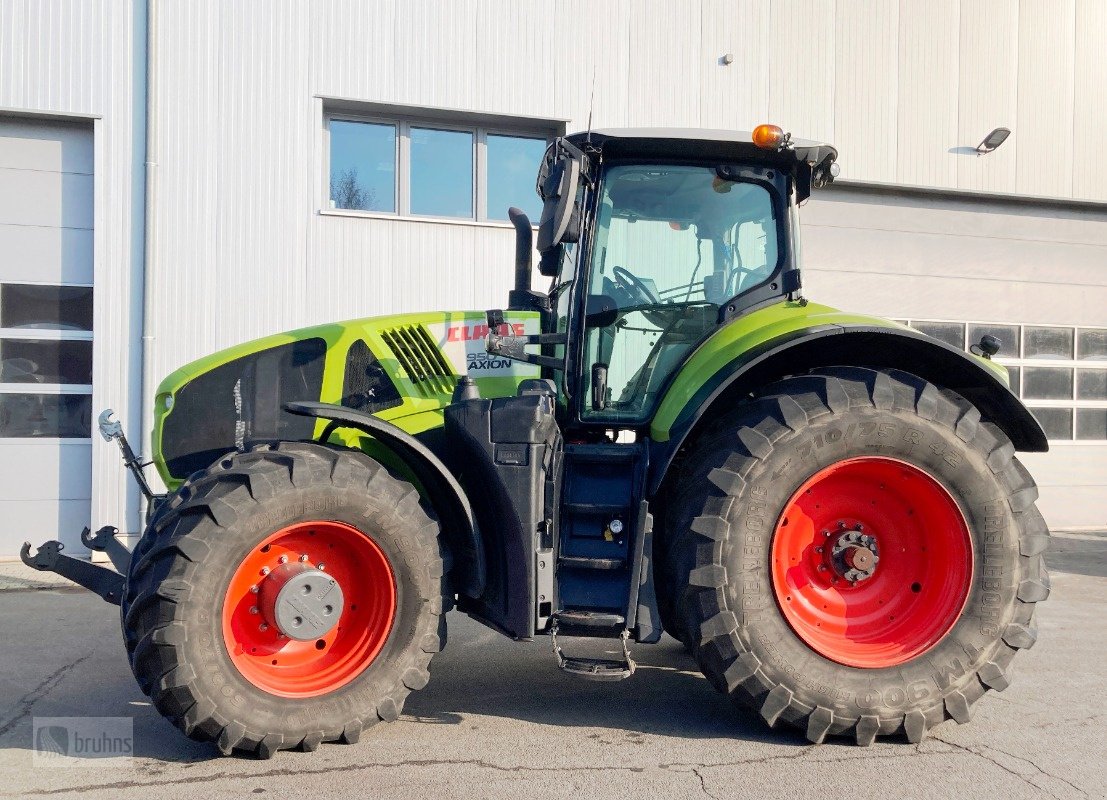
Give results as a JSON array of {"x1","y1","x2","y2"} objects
[{"x1": 0, "y1": 531, "x2": 1103, "y2": 800}]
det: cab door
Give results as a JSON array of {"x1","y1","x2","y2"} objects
[{"x1": 577, "y1": 163, "x2": 782, "y2": 426}]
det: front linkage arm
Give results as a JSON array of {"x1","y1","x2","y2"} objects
[
  {"x1": 21, "y1": 536, "x2": 125, "y2": 605},
  {"x1": 19, "y1": 409, "x2": 151, "y2": 606}
]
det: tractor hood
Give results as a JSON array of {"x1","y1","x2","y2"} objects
[{"x1": 151, "y1": 310, "x2": 540, "y2": 488}]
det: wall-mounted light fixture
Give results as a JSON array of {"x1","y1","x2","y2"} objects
[{"x1": 976, "y1": 127, "x2": 1011, "y2": 154}]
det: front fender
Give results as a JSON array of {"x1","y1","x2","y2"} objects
[{"x1": 285, "y1": 401, "x2": 484, "y2": 598}]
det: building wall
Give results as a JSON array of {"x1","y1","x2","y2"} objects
[
  {"x1": 145, "y1": 0, "x2": 1107, "y2": 372},
  {"x1": 0, "y1": 0, "x2": 144, "y2": 545},
  {"x1": 1, "y1": 0, "x2": 1104, "y2": 541}
]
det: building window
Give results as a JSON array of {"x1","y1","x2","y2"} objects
[
  {"x1": 0, "y1": 283, "x2": 93, "y2": 438},
  {"x1": 906, "y1": 319, "x2": 1107, "y2": 443},
  {"x1": 410, "y1": 127, "x2": 474, "y2": 218},
  {"x1": 328, "y1": 121, "x2": 397, "y2": 213},
  {"x1": 325, "y1": 111, "x2": 552, "y2": 224}
]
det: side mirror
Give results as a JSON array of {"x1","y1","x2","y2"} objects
[
  {"x1": 538, "y1": 154, "x2": 584, "y2": 254},
  {"x1": 538, "y1": 246, "x2": 562, "y2": 278}
]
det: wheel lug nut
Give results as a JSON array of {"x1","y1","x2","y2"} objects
[
  {"x1": 278, "y1": 555, "x2": 289, "y2": 564},
  {"x1": 260, "y1": 566, "x2": 270, "y2": 576},
  {"x1": 249, "y1": 606, "x2": 258, "y2": 615},
  {"x1": 855, "y1": 523, "x2": 864, "y2": 531},
  {"x1": 818, "y1": 564, "x2": 827, "y2": 571},
  {"x1": 259, "y1": 623, "x2": 269, "y2": 632},
  {"x1": 250, "y1": 584, "x2": 259, "y2": 594},
  {"x1": 815, "y1": 546, "x2": 823, "y2": 553},
  {"x1": 299, "y1": 554, "x2": 309, "y2": 562},
  {"x1": 838, "y1": 521, "x2": 846, "y2": 529},
  {"x1": 821, "y1": 530, "x2": 829, "y2": 538},
  {"x1": 317, "y1": 563, "x2": 325, "y2": 571}
]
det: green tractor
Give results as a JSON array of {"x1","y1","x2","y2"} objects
[{"x1": 24, "y1": 124, "x2": 1051, "y2": 756}]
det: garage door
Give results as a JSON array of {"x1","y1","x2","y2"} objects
[
  {"x1": 802, "y1": 187, "x2": 1107, "y2": 529},
  {"x1": 0, "y1": 117, "x2": 94, "y2": 558}
]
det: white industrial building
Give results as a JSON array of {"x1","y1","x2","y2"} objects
[{"x1": 1, "y1": 0, "x2": 1105, "y2": 562}]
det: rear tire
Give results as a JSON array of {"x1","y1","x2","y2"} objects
[
  {"x1": 665, "y1": 367, "x2": 1050, "y2": 744},
  {"x1": 122, "y1": 440, "x2": 449, "y2": 758}
]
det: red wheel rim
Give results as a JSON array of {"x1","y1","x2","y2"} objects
[
  {"x1": 771, "y1": 457, "x2": 973, "y2": 668},
  {"x1": 221, "y1": 521, "x2": 396, "y2": 697}
]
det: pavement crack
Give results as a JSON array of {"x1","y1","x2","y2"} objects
[
  {"x1": 14, "y1": 757, "x2": 647, "y2": 795},
  {"x1": 11, "y1": 737, "x2": 1085, "y2": 797},
  {"x1": 982, "y1": 742, "x2": 1088, "y2": 798},
  {"x1": 690, "y1": 766, "x2": 721, "y2": 800},
  {"x1": 930, "y1": 733, "x2": 1087, "y2": 799},
  {"x1": 1031, "y1": 712, "x2": 1106, "y2": 731},
  {"x1": 0, "y1": 653, "x2": 92, "y2": 739}
]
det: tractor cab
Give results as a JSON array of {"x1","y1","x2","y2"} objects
[{"x1": 492, "y1": 127, "x2": 839, "y2": 432}]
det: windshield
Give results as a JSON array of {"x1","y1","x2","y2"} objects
[{"x1": 581, "y1": 163, "x2": 780, "y2": 421}]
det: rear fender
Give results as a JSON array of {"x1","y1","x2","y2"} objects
[
  {"x1": 647, "y1": 325, "x2": 1048, "y2": 496},
  {"x1": 285, "y1": 401, "x2": 484, "y2": 598}
]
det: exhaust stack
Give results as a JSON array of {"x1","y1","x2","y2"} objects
[{"x1": 507, "y1": 207, "x2": 545, "y2": 311}]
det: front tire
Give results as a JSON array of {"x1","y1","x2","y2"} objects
[
  {"x1": 665, "y1": 367, "x2": 1050, "y2": 744},
  {"x1": 122, "y1": 441, "x2": 449, "y2": 758}
]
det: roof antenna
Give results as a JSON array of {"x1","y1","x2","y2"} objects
[{"x1": 585, "y1": 61, "x2": 597, "y2": 144}]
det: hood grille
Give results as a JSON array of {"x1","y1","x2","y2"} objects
[{"x1": 379, "y1": 324, "x2": 456, "y2": 396}]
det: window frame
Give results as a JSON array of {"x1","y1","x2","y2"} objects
[
  {"x1": 0, "y1": 281, "x2": 94, "y2": 441},
  {"x1": 902, "y1": 318, "x2": 1107, "y2": 445},
  {"x1": 322, "y1": 110, "x2": 554, "y2": 226}
]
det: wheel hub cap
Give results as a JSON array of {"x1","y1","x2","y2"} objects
[
  {"x1": 258, "y1": 564, "x2": 344, "y2": 641},
  {"x1": 830, "y1": 529, "x2": 880, "y2": 583}
]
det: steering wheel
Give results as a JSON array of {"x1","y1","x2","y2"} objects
[{"x1": 612, "y1": 266, "x2": 660, "y2": 307}]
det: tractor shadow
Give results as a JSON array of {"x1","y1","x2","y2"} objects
[
  {"x1": 402, "y1": 613, "x2": 806, "y2": 746},
  {"x1": 0, "y1": 592, "x2": 805, "y2": 768}
]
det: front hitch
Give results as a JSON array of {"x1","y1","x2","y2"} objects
[
  {"x1": 81, "y1": 525, "x2": 132, "y2": 574},
  {"x1": 18, "y1": 408, "x2": 159, "y2": 606},
  {"x1": 21, "y1": 537, "x2": 125, "y2": 605}
]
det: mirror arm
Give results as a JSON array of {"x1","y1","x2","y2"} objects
[
  {"x1": 486, "y1": 333, "x2": 565, "y2": 370},
  {"x1": 485, "y1": 309, "x2": 566, "y2": 370}
]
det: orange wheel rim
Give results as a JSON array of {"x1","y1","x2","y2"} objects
[
  {"x1": 771, "y1": 457, "x2": 973, "y2": 668},
  {"x1": 221, "y1": 520, "x2": 396, "y2": 697}
]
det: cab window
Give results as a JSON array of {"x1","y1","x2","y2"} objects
[{"x1": 581, "y1": 164, "x2": 780, "y2": 421}]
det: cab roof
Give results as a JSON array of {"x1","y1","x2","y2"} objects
[
  {"x1": 566, "y1": 127, "x2": 837, "y2": 168},
  {"x1": 564, "y1": 127, "x2": 838, "y2": 200}
]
